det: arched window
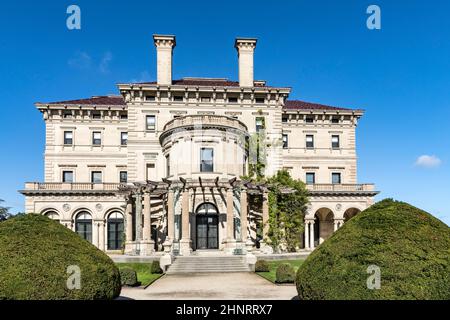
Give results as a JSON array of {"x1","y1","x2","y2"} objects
[
  {"x1": 44, "y1": 211, "x2": 60, "y2": 223},
  {"x1": 196, "y1": 203, "x2": 218, "y2": 215},
  {"x1": 107, "y1": 211, "x2": 124, "y2": 250},
  {"x1": 75, "y1": 211, "x2": 92, "y2": 243}
]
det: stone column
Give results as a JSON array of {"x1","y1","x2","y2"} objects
[
  {"x1": 125, "y1": 199, "x2": 133, "y2": 242},
  {"x1": 240, "y1": 189, "x2": 248, "y2": 242},
  {"x1": 163, "y1": 190, "x2": 174, "y2": 254},
  {"x1": 226, "y1": 188, "x2": 235, "y2": 242},
  {"x1": 334, "y1": 220, "x2": 339, "y2": 232},
  {"x1": 135, "y1": 192, "x2": 143, "y2": 243},
  {"x1": 179, "y1": 189, "x2": 191, "y2": 255},
  {"x1": 99, "y1": 221, "x2": 105, "y2": 251},
  {"x1": 304, "y1": 221, "x2": 310, "y2": 249},
  {"x1": 262, "y1": 191, "x2": 269, "y2": 241},
  {"x1": 141, "y1": 190, "x2": 155, "y2": 255},
  {"x1": 92, "y1": 221, "x2": 99, "y2": 248},
  {"x1": 309, "y1": 220, "x2": 315, "y2": 250}
]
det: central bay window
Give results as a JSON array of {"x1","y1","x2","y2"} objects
[
  {"x1": 146, "y1": 115, "x2": 156, "y2": 131},
  {"x1": 62, "y1": 170, "x2": 73, "y2": 183},
  {"x1": 64, "y1": 131, "x2": 73, "y2": 145},
  {"x1": 91, "y1": 171, "x2": 102, "y2": 184},
  {"x1": 306, "y1": 172, "x2": 315, "y2": 184},
  {"x1": 332, "y1": 135, "x2": 340, "y2": 149},
  {"x1": 306, "y1": 135, "x2": 314, "y2": 149},
  {"x1": 121, "y1": 132, "x2": 128, "y2": 146},
  {"x1": 332, "y1": 172, "x2": 342, "y2": 184},
  {"x1": 200, "y1": 148, "x2": 214, "y2": 172},
  {"x1": 92, "y1": 132, "x2": 101, "y2": 145}
]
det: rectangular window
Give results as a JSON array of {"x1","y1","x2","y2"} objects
[
  {"x1": 63, "y1": 111, "x2": 72, "y2": 119},
  {"x1": 166, "y1": 155, "x2": 170, "y2": 177},
  {"x1": 119, "y1": 171, "x2": 127, "y2": 183},
  {"x1": 332, "y1": 173, "x2": 341, "y2": 184},
  {"x1": 255, "y1": 117, "x2": 265, "y2": 133},
  {"x1": 121, "y1": 132, "x2": 128, "y2": 146},
  {"x1": 91, "y1": 171, "x2": 102, "y2": 184},
  {"x1": 120, "y1": 112, "x2": 128, "y2": 120},
  {"x1": 64, "y1": 131, "x2": 73, "y2": 145},
  {"x1": 146, "y1": 115, "x2": 156, "y2": 131},
  {"x1": 145, "y1": 95, "x2": 156, "y2": 101},
  {"x1": 228, "y1": 97, "x2": 238, "y2": 103},
  {"x1": 62, "y1": 171, "x2": 73, "y2": 183},
  {"x1": 92, "y1": 112, "x2": 101, "y2": 119},
  {"x1": 146, "y1": 163, "x2": 156, "y2": 180},
  {"x1": 201, "y1": 97, "x2": 211, "y2": 103},
  {"x1": 282, "y1": 134, "x2": 288, "y2": 148},
  {"x1": 305, "y1": 116, "x2": 314, "y2": 123},
  {"x1": 306, "y1": 135, "x2": 314, "y2": 149},
  {"x1": 173, "y1": 95, "x2": 184, "y2": 102},
  {"x1": 200, "y1": 148, "x2": 214, "y2": 172},
  {"x1": 332, "y1": 135, "x2": 340, "y2": 149},
  {"x1": 255, "y1": 97, "x2": 265, "y2": 104},
  {"x1": 331, "y1": 117, "x2": 340, "y2": 124},
  {"x1": 92, "y1": 132, "x2": 101, "y2": 145},
  {"x1": 282, "y1": 115, "x2": 288, "y2": 123},
  {"x1": 306, "y1": 172, "x2": 315, "y2": 184}
]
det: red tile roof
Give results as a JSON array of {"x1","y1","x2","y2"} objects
[
  {"x1": 284, "y1": 100, "x2": 355, "y2": 111},
  {"x1": 41, "y1": 96, "x2": 125, "y2": 106}
]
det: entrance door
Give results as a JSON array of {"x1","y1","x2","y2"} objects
[
  {"x1": 196, "y1": 215, "x2": 218, "y2": 249},
  {"x1": 196, "y1": 203, "x2": 219, "y2": 250}
]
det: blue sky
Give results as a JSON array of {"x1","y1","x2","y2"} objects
[{"x1": 0, "y1": 1, "x2": 449, "y2": 224}]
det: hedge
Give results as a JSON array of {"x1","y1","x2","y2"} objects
[
  {"x1": 275, "y1": 263, "x2": 296, "y2": 283},
  {"x1": 255, "y1": 260, "x2": 270, "y2": 272},
  {"x1": 119, "y1": 267, "x2": 138, "y2": 286}
]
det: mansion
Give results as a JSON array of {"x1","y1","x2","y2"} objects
[{"x1": 20, "y1": 35, "x2": 378, "y2": 259}]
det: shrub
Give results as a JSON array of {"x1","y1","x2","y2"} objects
[
  {"x1": 296, "y1": 199, "x2": 450, "y2": 300},
  {"x1": 119, "y1": 267, "x2": 138, "y2": 286},
  {"x1": 0, "y1": 214, "x2": 121, "y2": 300},
  {"x1": 151, "y1": 260, "x2": 163, "y2": 274},
  {"x1": 255, "y1": 260, "x2": 270, "y2": 272},
  {"x1": 275, "y1": 263, "x2": 296, "y2": 283}
]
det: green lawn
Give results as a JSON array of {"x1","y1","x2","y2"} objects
[
  {"x1": 257, "y1": 259, "x2": 304, "y2": 283},
  {"x1": 116, "y1": 263, "x2": 163, "y2": 287}
]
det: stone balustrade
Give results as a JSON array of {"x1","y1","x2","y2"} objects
[
  {"x1": 162, "y1": 114, "x2": 248, "y2": 132},
  {"x1": 306, "y1": 184, "x2": 375, "y2": 192},
  {"x1": 24, "y1": 182, "x2": 121, "y2": 191}
]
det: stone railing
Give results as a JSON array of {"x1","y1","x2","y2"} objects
[
  {"x1": 306, "y1": 184, "x2": 375, "y2": 192},
  {"x1": 24, "y1": 182, "x2": 121, "y2": 191},
  {"x1": 163, "y1": 115, "x2": 248, "y2": 132}
]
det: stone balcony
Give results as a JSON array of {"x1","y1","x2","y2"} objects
[
  {"x1": 20, "y1": 182, "x2": 121, "y2": 195},
  {"x1": 306, "y1": 183, "x2": 378, "y2": 196},
  {"x1": 162, "y1": 115, "x2": 248, "y2": 133}
]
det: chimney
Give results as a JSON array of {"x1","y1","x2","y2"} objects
[
  {"x1": 153, "y1": 34, "x2": 176, "y2": 85},
  {"x1": 235, "y1": 38, "x2": 257, "y2": 87}
]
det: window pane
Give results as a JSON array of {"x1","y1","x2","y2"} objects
[
  {"x1": 306, "y1": 173, "x2": 315, "y2": 184},
  {"x1": 200, "y1": 148, "x2": 214, "y2": 172},
  {"x1": 91, "y1": 171, "x2": 102, "y2": 183},
  {"x1": 120, "y1": 171, "x2": 127, "y2": 183},
  {"x1": 332, "y1": 173, "x2": 341, "y2": 184},
  {"x1": 332, "y1": 135, "x2": 340, "y2": 148},
  {"x1": 63, "y1": 171, "x2": 73, "y2": 183},
  {"x1": 93, "y1": 132, "x2": 101, "y2": 145},
  {"x1": 146, "y1": 116, "x2": 156, "y2": 130},
  {"x1": 306, "y1": 135, "x2": 314, "y2": 148},
  {"x1": 121, "y1": 132, "x2": 128, "y2": 145},
  {"x1": 64, "y1": 131, "x2": 73, "y2": 144}
]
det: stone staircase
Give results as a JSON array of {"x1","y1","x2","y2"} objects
[{"x1": 166, "y1": 255, "x2": 251, "y2": 274}]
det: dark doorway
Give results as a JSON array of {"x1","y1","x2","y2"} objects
[{"x1": 196, "y1": 202, "x2": 219, "y2": 250}]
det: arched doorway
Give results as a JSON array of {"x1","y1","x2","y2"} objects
[
  {"x1": 107, "y1": 211, "x2": 124, "y2": 250},
  {"x1": 344, "y1": 208, "x2": 361, "y2": 222},
  {"x1": 314, "y1": 208, "x2": 335, "y2": 246},
  {"x1": 75, "y1": 211, "x2": 92, "y2": 243},
  {"x1": 196, "y1": 203, "x2": 219, "y2": 250}
]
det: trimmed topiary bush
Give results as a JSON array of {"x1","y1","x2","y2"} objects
[
  {"x1": 296, "y1": 199, "x2": 450, "y2": 300},
  {"x1": 255, "y1": 260, "x2": 270, "y2": 272},
  {"x1": 119, "y1": 267, "x2": 138, "y2": 286},
  {"x1": 151, "y1": 260, "x2": 163, "y2": 274},
  {"x1": 0, "y1": 214, "x2": 121, "y2": 300},
  {"x1": 276, "y1": 263, "x2": 296, "y2": 283}
]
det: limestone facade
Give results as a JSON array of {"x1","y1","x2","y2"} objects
[{"x1": 20, "y1": 34, "x2": 378, "y2": 255}]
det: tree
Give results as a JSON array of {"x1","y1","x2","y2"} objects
[
  {"x1": 0, "y1": 199, "x2": 11, "y2": 221},
  {"x1": 266, "y1": 170, "x2": 309, "y2": 252}
]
